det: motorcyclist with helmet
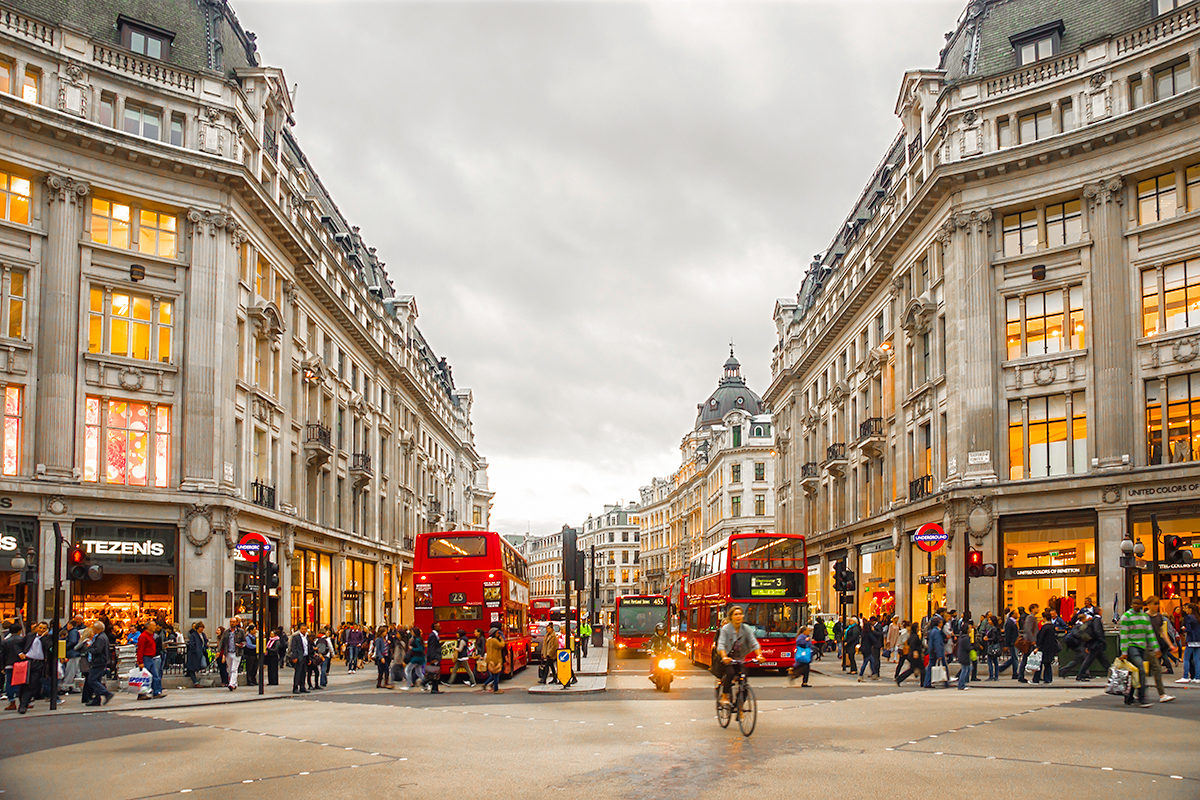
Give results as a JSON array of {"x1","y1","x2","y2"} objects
[{"x1": 647, "y1": 623, "x2": 672, "y2": 683}]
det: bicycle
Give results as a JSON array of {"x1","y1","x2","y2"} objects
[{"x1": 714, "y1": 658, "x2": 757, "y2": 737}]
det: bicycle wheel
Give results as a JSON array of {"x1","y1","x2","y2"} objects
[
  {"x1": 715, "y1": 685, "x2": 731, "y2": 728},
  {"x1": 737, "y1": 683, "x2": 757, "y2": 737}
]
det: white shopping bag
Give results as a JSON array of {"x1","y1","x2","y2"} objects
[{"x1": 126, "y1": 667, "x2": 152, "y2": 696}]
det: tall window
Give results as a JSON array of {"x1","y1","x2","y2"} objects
[
  {"x1": 99, "y1": 93, "x2": 114, "y2": 127},
  {"x1": 4, "y1": 269, "x2": 25, "y2": 340},
  {"x1": 21, "y1": 68, "x2": 38, "y2": 104},
  {"x1": 1138, "y1": 172, "x2": 1177, "y2": 224},
  {"x1": 1142, "y1": 259, "x2": 1200, "y2": 336},
  {"x1": 87, "y1": 288, "x2": 173, "y2": 363},
  {"x1": 1188, "y1": 165, "x2": 1200, "y2": 212},
  {"x1": 754, "y1": 462, "x2": 765, "y2": 481},
  {"x1": 0, "y1": 171, "x2": 31, "y2": 225},
  {"x1": 1005, "y1": 287, "x2": 1084, "y2": 358},
  {"x1": 1009, "y1": 393, "x2": 1087, "y2": 478},
  {"x1": 123, "y1": 103, "x2": 161, "y2": 140},
  {"x1": 1154, "y1": 60, "x2": 1192, "y2": 101},
  {"x1": 1002, "y1": 210, "x2": 1038, "y2": 256},
  {"x1": 1016, "y1": 35, "x2": 1054, "y2": 65},
  {"x1": 90, "y1": 199, "x2": 177, "y2": 258},
  {"x1": 1147, "y1": 372, "x2": 1200, "y2": 464},
  {"x1": 83, "y1": 397, "x2": 170, "y2": 487},
  {"x1": 0, "y1": 61, "x2": 10, "y2": 94},
  {"x1": 754, "y1": 494, "x2": 766, "y2": 516},
  {"x1": 1045, "y1": 201, "x2": 1082, "y2": 248},
  {"x1": 2, "y1": 385, "x2": 20, "y2": 476},
  {"x1": 730, "y1": 463, "x2": 741, "y2": 483},
  {"x1": 732, "y1": 426, "x2": 741, "y2": 447},
  {"x1": 169, "y1": 113, "x2": 184, "y2": 146},
  {"x1": 1018, "y1": 108, "x2": 1052, "y2": 144},
  {"x1": 731, "y1": 496, "x2": 741, "y2": 517}
]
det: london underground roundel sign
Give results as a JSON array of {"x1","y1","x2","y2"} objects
[
  {"x1": 913, "y1": 522, "x2": 947, "y2": 553},
  {"x1": 236, "y1": 531, "x2": 271, "y2": 562}
]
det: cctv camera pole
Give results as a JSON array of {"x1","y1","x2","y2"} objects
[{"x1": 48, "y1": 522, "x2": 65, "y2": 711}]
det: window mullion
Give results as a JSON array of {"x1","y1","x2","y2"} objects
[
  {"x1": 1158, "y1": 267, "x2": 1166, "y2": 335},
  {"x1": 1020, "y1": 295, "x2": 1028, "y2": 357},
  {"x1": 1065, "y1": 390, "x2": 1074, "y2": 473},
  {"x1": 0, "y1": 267, "x2": 9, "y2": 339},
  {"x1": 103, "y1": 287, "x2": 112, "y2": 355},
  {"x1": 1022, "y1": 397, "x2": 1030, "y2": 479}
]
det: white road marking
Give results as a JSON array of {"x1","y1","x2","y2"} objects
[{"x1": 298, "y1": 772, "x2": 309, "y2": 776}]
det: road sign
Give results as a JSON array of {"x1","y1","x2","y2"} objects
[
  {"x1": 236, "y1": 532, "x2": 271, "y2": 562},
  {"x1": 919, "y1": 574, "x2": 944, "y2": 585},
  {"x1": 913, "y1": 522, "x2": 947, "y2": 553},
  {"x1": 556, "y1": 648, "x2": 573, "y2": 687}
]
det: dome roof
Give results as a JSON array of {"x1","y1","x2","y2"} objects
[{"x1": 695, "y1": 349, "x2": 763, "y2": 428}]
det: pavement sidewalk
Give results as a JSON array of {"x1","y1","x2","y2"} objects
[
  {"x1": 527, "y1": 639, "x2": 609, "y2": 693},
  {"x1": 810, "y1": 660, "x2": 1116, "y2": 689},
  {"x1": 0, "y1": 666, "x2": 382, "y2": 720}
]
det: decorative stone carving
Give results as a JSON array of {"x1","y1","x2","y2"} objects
[
  {"x1": 963, "y1": 109, "x2": 978, "y2": 125},
  {"x1": 1172, "y1": 337, "x2": 1199, "y2": 364},
  {"x1": 935, "y1": 218, "x2": 955, "y2": 246},
  {"x1": 44, "y1": 174, "x2": 89, "y2": 205},
  {"x1": 56, "y1": 63, "x2": 88, "y2": 117},
  {"x1": 1034, "y1": 363, "x2": 1056, "y2": 386},
  {"x1": 45, "y1": 495, "x2": 69, "y2": 516},
  {"x1": 1101, "y1": 485, "x2": 1122, "y2": 504},
  {"x1": 902, "y1": 294, "x2": 936, "y2": 336},
  {"x1": 830, "y1": 379, "x2": 850, "y2": 404},
  {"x1": 247, "y1": 302, "x2": 285, "y2": 341},
  {"x1": 1085, "y1": 74, "x2": 1112, "y2": 123},
  {"x1": 222, "y1": 507, "x2": 240, "y2": 554},
  {"x1": 281, "y1": 523, "x2": 296, "y2": 561},
  {"x1": 953, "y1": 208, "x2": 993, "y2": 234},
  {"x1": 187, "y1": 207, "x2": 233, "y2": 237},
  {"x1": 1083, "y1": 177, "x2": 1124, "y2": 208},
  {"x1": 118, "y1": 367, "x2": 144, "y2": 391},
  {"x1": 183, "y1": 503, "x2": 214, "y2": 552},
  {"x1": 300, "y1": 354, "x2": 328, "y2": 385},
  {"x1": 251, "y1": 395, "x2": 271, "y2": 422}
]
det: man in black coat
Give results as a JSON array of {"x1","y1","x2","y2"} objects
[
  {"x1": 425, "y1": 623, "x2": 442, "y2": 694},
  {"x1": 83, "y1": 623, "x2": 113, "y2": 706},
  {"x1": 16, "y1": 622, "x2": 54, "y2": 713},
  {"x1": 3, "y1": 621, "x2": 26, "y2": 710},
  {"x1": 1074, "y1": 610, "x2": 1110, "y2": 681},
  {"x1": 288, "y1": 623, "x2": 309, "y2": 694}
]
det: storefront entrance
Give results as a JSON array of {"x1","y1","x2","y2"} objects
[
  {"x1": 0, "y1": 516, "x2": 37, "y2": 618},
  {"x1": 909, "y1": 540, "x2": 946, "y2": 623},
  {"x1": 290, "y1": 548, "x2": 333, "y2": 631},
  {"x1": 857, "y1": 538, "x2": 895, "y2": 619},
  {"x1": 1001, "y1": 512, "x2": 1097, "y2": 618},
  {"x1": 70, "y1": 523, "x2": 177, "y2": 631}
]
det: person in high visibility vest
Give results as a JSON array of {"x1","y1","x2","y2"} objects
[{"x1": 580, "y1": 620, "x2": 592, "y2": 657}]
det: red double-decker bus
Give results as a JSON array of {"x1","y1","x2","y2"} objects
[
  {"x1": 667, "y1": 578, "x2": 688, "y2": 647},
  {"x1": 613, "y1": 594, "x2": 669, "y2": 653},
  {"x1": 685, "y1": 533, "x2": 808, "y2": 671},
  {"x1": 413, "y1": 531, "x2": 531, "y2": 676},
  {"x1": 529, "y1": 598, "x2": 556, "y2": 622}
]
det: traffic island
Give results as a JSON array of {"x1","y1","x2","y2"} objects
[{"x1": 527, "y1": 675, "x2": 606, "y2": 693}]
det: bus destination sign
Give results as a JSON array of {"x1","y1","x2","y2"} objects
[
  {"x1": 731, "y1": 573, "x2": 802, "y2": 599},
  {"x1": 621, "y1": 596, "x2": 666, "y2": 607},
  {"x1": 749, "y1": 575, "x2": 787, "y2": 596}
]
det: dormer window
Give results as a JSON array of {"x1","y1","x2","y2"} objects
[
  {"x1": 1011, "y1": 20, "x2": 1064, "y2": 66},
  {"x1": 118, "y1": 16, "x2": 173, "y2": 61},
  {"x1": 1154, "y1": 0, "x2": 1192, "y2": 15}
]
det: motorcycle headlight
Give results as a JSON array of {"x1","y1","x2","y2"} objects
[{"x1": 658, "y1": 658, "x2": 675, "y2": 670}]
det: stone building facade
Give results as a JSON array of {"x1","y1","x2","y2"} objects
[
  {"x1": 580, "y1": 503, "x2": 640, "y2": 626},
  {"x1": 767, "y1": 0, "x2": 1200, "y2": 623},
  {"x1": 0, "y1": 0, "x2": 493, "y2": 633},
  {"x1": 637, "y1": 352, "x2": 776, "y2": 595}
]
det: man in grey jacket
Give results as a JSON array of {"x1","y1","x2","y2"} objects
[
  {"x1": 716, "y1": 606, "x2": 762, "y2": 705},
  {"x1": 288, "y1": 623, "x2": 309, "y2": 694},
  {"x1": 1017, "y1": 603, "x2": 1040, "y2": 683}
]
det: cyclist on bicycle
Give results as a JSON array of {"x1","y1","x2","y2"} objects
[{"x1": 717, "y1": 606, "x2": 762, "y2": 705}]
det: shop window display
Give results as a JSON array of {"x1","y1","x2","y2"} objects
[
  {"x1": 910, "y1": 544, "x2": 946, "y2": 622},
  {"x1": 858, "y1": 543, "x2": 896, "y2": 619},
  {"x1": 1001, "y1": 518, "x2": 1096, "y2": 614}
]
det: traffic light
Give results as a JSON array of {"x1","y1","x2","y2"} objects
[
  {"x1": 265, "y1": 560, "x2": 280, "y2": 590},
  {"x1": 1163, "y1": 534, "x2": 1193, "y2": 564},
  {"x1": 842, "y1": 568, "x2": 856, "y2": 594},
  {"x1": 967, "y1": 549, "x2": 984, "y2": 578},
  {"x1": 67, "y1": 544, "x2": 103, "y2": 582},
  {"x1": 833, "y1": 560, "x2": 846, "y2": 593}
]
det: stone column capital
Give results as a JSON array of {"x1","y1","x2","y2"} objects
[
  {"x1": 1083, "y1": 176, "x2": 1125, "y2": 208},
  {"x1": 953, "y1": 208, "x2": 993, "y2": 236},
  {"x1": 187, "y1": 207, "x2": 231, "y2": 237},
  {"x1": 44, "y1": 173, "x2": 89, "y2": 204}
]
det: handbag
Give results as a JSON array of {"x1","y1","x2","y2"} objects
[
  {"x1": 1105, "y1": 667, "x2": 1132, "y2": 696},
  {"x1": 930, "y1": 664, "x2": 948, "y2": 683},
  {"x1": 987, "y1": 643, "x2": 1002, "y2": 658},
  {"x1": 795, "y1": 646, "x2": 812, "y2": 665},
  {"x1": 10, "y1": 659, "x2": 28, "y2": 686}
]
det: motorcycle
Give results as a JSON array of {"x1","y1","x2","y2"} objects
[{"x1": 648, "y1": 651, "x2": 676, "y2": 692}]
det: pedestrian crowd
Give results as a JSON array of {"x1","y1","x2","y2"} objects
[{"x1": 817, "y1": 594, "x2": 1198, "y2": 704}]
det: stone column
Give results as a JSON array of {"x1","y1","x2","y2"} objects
[
  {"x1": 1086, "y1": 178, "x2": 1133, "y2": 470},
  {"x1": 895, "y1": 518, "x2": 910, "y2": 621},
  {"x1": 35, "y1": 175, "x2": 88, "y2": 481},
  {"x1": 890, "y1": 276, "x2": 909, "y2": 501},
  {"x1": 948, "y1": 209, "x2": 998, "y2": 483},
  {"x1": 1097, "y1": 506, "x2": 1127, "y2": 612},
  {"x1": 818, "y1": 551, "x2": 830, "y2": 614}
]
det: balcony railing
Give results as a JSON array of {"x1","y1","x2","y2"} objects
[
  {"x1": 93, "y1": 43, "x2": 195, "y2": 92},
  {"x1": 427, "y1": 499, "x2": 442, "y2": 517},
  {"x1": 825, "y1": 443, "x2": 847, "y2": 463},
  {"x1": 907, "y1": 131, "x2": 923, "y2": 161},
  {"x1": 263, "y1": 128, "x2": 279, "y2": 162},
  {"x1": 251, "y1": 479, "x2": 276, "y2": 510},
  {"x1": 858, "y1": 417, "x2": 884, "y2": 440},
  {"x1": 350, "y1": 453, "x2": 371, "y2": 473},
  {"x1": 305, "y1": 423, "x2": 331, "y2": 448},
  {"x1": 800, "y1": 462, "x2": 819, "y2": 479},
  {"x1": 909, "y1": 474, "x2": 933, "y2": 502}
]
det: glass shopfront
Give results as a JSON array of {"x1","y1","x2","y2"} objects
[
  {"x1": 290, "y1": 548, "x2": 333, "y2": 631},
  {"x1": 1130, "y1": 504, "x2": 1200, "y2": 606},
  {"x1": 383, "y1": 563, "x2": 394, "y2": 623},
  {"x1": 807, "y1": 558, "x2": 822, "y2": 614},
  {"x1": 1001, "y1": 512, "x2": 1097, "y2": 617},
  {"x1": 857, "y1": 538, "x2": 896, "y2": 619},
  {"x1": 70, "y1": 523, "x2": 177, "y2": 630},
  {"x1": 0, "y1": 516, "x2": 37, "y2": 618},
  {"x1": 233, "y1": 532, "x2": 279, "y2": 629},
  {"x1": 826, "y1": 549, "x2": 847, "y2": 613},
  {"x1": 343, "y1": 557, "x2": 375, "y2": 628},
  {"x1": 909, "y1": 538, "x2": 946, "y2": 623}
]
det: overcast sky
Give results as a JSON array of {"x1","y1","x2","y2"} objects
[{"x1": 238, "y1": 0, "x2": 962, "y2": 535}]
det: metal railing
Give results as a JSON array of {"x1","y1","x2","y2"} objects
[
  {"x1": 909, "y1": 474, "x2": 933, "y2": 502},
  {"x1": 825, "y1": 443, "x2": 847, "y2": 462},
  {"x1": 858, "y1": 417, "x2": 884, "y2": 439},
  {"x1": 251, "y1": 479, "x2": 276, "y2": 509},
  {"x1": 263, "y1": 128, "x2": 279, "y2": 162},
  {"x1": 350, "y1": 452, "x2": 371, "y2": 473},
  {"x1": 907, "y1": 131, "x2": 922, "y2": 161},
  {"x1": 801, "y1": 462, "x2": 819, "y2": 479},
  {"x1": 305, "y1": 423, "x2": 331, "y2": 447}
]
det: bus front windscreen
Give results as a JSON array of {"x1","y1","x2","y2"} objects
[
  {"x1": 617, "y1": 600, "x2": 668, "y2": 635},
  {"x1": 734, "y1": 601, "x2": 804, "y2": 639},
  {"x1": 427, "y1": 535, "x2": 487, "y2": 558}
]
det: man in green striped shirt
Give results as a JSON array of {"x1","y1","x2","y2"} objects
[{"x1": 1118, "y1": 597, "x2": 1159, "y2": 708}]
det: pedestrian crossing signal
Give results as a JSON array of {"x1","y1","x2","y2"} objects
[{"x1": 67, "y1": 544, "x2": 103, "y2": 582}]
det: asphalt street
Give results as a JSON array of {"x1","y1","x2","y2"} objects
[{"x1": 1, "y1": 651, "x2": 1195, "y2": 800}]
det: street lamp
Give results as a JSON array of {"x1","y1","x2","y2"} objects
[{"x1": 1120, "y1": 535, "x2": 1146, "y2": 604}]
